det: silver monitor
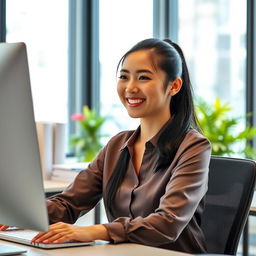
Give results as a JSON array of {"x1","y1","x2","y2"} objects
[{"x1": 0, "y1": 42, "x2": 49, "y2": 232}]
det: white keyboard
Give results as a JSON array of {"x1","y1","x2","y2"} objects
[
  {"x1": 0, "y1": 230, "x2": 37, "y2": 244},
  {"x1": 0, "y1": 229, "x2": 94, "y2": 249}
]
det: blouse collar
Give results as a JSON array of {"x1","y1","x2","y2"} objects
[{"x1": 120, "y1": 118, "x2": 172, "y2": 151}]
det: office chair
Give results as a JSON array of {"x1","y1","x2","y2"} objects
[{"x1": 200, "y1": 156, "x2": 256, "y2": 255}]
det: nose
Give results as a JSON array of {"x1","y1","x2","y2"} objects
[{"x1": 125, "y1": 80, "x2": 139, "y2": 93}]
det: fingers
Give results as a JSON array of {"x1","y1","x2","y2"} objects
[
  {"x1": 33, "y1": 232, "x2": 68, "y2": 244},
  {"x1": 31, "y1": 222, "x2": 75, "y2": 244},
  {"x1": 0, "y1": 225, "x2": 10, "y2": 230}
]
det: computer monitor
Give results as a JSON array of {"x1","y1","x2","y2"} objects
[{"x1": 0, "y1": 42, "x2": 49, "y2": 232}]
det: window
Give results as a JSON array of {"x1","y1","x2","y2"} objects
[
  {"x1": 178, "y1": 3, "x2": 249, "y2": 252},
  {"x1": 178, "y1": 0, "x2": 246, "y2": 118},
  {"x1": 6, "y1": 0, "x2": 68, "y2": 123},
  {"x1": 99, "y1": 0, "x2": 153, "y2": 138}
]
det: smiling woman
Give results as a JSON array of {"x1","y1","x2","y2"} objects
[{"x1": 16, "y1": 38, "x2": 212, "y2": 254}]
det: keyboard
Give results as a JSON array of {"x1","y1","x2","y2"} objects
[{"x1": 0, "y1": 229, "x2": 94, "y2": 249}]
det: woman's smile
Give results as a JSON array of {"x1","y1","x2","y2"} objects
[{"x1": 126, "y1": 97, "x2": 146, "y2": 107}]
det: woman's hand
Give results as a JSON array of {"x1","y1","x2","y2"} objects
[
  {"x1": 0, "y1": 225, "x2": 9, "y2": 230},
  {"x1": 31, "y1": 222, "x2": 110, "y2": 244}
]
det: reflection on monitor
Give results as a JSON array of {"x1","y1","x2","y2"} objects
[{"x1": 0, "y1": 42, "x2": 49, "y2": 232}]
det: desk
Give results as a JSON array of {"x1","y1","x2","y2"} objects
[
  {"x1": 0, "y1": 240, "x2": 193, "y2": 256},
  {"x1": 243, "y1": 191, "x2": 256, "y2": 256},
  {"x1": 43, "y1": 180, "x2": 70, "y2": 197},
  {"x1": 243, "y1": 206, "x2": 256, "y2": 256}
]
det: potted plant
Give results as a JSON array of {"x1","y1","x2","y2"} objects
[
  {"x1": 195, "y1": 97, "x2": 256, "y2": 158},
  {"x1": 70, "y1": 106, "x2": 107, "y2": 162}
]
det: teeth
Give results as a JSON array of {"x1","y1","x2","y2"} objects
[{"x1": 127, "y1": 99, "x2": 144, "y2": 104}]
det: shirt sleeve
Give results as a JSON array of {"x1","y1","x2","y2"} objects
[
  {"x1": 46, "y1": 146, "x2": 105, "y2": 224},
  {"x1": 103, "y1": 134, "x2": 211, "y2": 246}
]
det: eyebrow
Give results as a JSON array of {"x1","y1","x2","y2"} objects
[{"x1": 120, "y1": 68, "x2": 153, "y2": 74}]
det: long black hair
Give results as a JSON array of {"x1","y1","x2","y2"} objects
[{"x1": 106, "y1": 38, "x2": 200, "y2": 217}]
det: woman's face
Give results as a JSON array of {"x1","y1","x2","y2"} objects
[{"x1": 117, "y1": 50, "x2": 174, "y2": 122}]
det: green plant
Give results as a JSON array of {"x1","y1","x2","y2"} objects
[
  {"x1": 195, "y1": 97, "x2": 256, "y2": 158},
  {"x1": 70, "y1": 106, "x2": 107, "y2": 162}
]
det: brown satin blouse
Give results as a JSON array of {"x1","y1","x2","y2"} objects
[{"x1": 47, "y1": 124, "x2": 211, "y2": 254}]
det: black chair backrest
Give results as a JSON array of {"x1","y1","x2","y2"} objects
[{"x1": 201, "y1": 156, "x2": 256, "y2": 255}]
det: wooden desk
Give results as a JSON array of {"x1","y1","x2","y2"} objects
[{"x1": 0, "y1": 240, "x2": 194, "y2": 256}]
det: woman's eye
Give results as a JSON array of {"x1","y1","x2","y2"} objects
[
  {"x1": 118, "y1": 75, "x2": 127, "y2": 80},
  {"x1": 139, "y1": 76, "x2": 150, "y2": 80}
]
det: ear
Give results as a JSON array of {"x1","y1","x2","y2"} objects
[{"x1": 168, "y1": 77, "x2": 182, "y2": 96}]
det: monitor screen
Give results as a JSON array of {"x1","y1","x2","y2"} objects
[{"x1": 0, "y1": 42, "x2": 49, "y2": 231}]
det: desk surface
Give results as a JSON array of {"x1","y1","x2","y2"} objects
[
  {"x1": 43, "y1": 180, "x2": 70, "y2": 193},
  {"x1": 0, "y1": 240, "x2": 193, "y2": 256},
  {"x1": 249, "y1": 192, "x2": 256, "y2": 215}
]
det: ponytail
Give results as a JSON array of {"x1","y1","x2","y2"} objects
[{"x1": 156, "y1": 39, "x2": 200, "y2": 170}]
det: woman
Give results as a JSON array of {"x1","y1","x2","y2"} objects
[{"x1": 2, "y1": 38, "x2": 211, "y2": 253}]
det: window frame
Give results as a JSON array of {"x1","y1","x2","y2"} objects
[
  {"x1": 153, "y1": 0, "x2": 178, "y2": 41},
  {"x1": 68, "y1": 0, "x2": 99, "y2": 144},
  {"x1": 246, "y1": 0, "x2": 256, "y2": 146},
  {"x1": 0, "y1": 0, "x2": 6, "y2": 42}
]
